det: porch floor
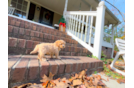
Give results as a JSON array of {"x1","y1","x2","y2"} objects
[{"x1": 8, "y1": 55, "x2": 103, "y2": 87}]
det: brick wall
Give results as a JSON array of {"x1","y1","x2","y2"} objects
[{"x1": 8, "y1": 16, "x2": 112, "y2": 58}]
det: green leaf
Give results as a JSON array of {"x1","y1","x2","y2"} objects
[
  {"x1": 101, "y1": 58, "x2": 105, "y2": 61},
  {"x1": 104, "y1": 61, "x2": 107, "y2": 64},
  {"x1": 94, "y1": 71, "x2": 97, "y2": 74}
]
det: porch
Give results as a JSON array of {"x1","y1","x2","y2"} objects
[
  {"x1": 8, "y1": 0, "x2": 120, "y2": 25},
  {"x1": 8, "y1": 0, "x2": 120, "y2": 59}
]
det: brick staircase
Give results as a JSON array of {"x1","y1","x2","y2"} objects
[
  {"x1": 8, "y1": 15, "x2": 103, "y2": 88},
  {"x1": 8, "y1": 55, "x2": 103, "y2": 88},
  {"x1": 8, "y1": 16, "x2": 92, "y2": 56}
]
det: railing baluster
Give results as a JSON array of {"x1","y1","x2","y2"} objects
[
  {"x1": 75, "y1": 15, "x2": 79, "y2": 36},
  {"x1": 81, "y1": 15, "x2": 85, "y2": 40},
  {"x1": 69, "y1": 15, "x2": 72, "y2": 31},
  {"x1": 72, "y1": 15, "x2": 76, "y2": 34},
  {"x1": 66, "y1": 15, "x2": 69, "y2": 30},
  {"x1": 84, "y1": 15, "x2": 89, "y2": 42},
  {"x1": 70, "y1": 15, "x2": 74, "y2": 32},
  {"x1": 77, "y1": 15, "x2": 81, "y2": 38},
  {"x1": 88, "y1": 16, "x2": 94, "y2": 45}
]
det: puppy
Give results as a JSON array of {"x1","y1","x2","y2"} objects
[{"x1": 30, "y1": 40, "x2": 66, "y2": 61}]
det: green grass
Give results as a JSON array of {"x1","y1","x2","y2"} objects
[{"x1": 103, "y1": 65, "x2": 125, "y2": 79}]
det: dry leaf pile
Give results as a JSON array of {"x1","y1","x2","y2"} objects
[{"x1": 13, "y1": 69, "x2": 109, "y2": 88}]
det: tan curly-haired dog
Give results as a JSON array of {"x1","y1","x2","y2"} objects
[{"x1": 30, "y1": 40, "x2": 66, "y2": 61}]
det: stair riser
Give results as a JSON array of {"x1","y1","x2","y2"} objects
[
  {"x1": 8, "y1": 37, "x2": 92, "y2": 56},
  {"x1": 8, "y1": 55, "x2": 103, "y2": 88}
]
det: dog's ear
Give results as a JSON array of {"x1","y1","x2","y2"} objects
[{"x1": 55, "y1": 40, "x2": 61, "y2": 47}]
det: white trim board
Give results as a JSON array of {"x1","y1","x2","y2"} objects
[{"x1": 8, "y1": 14, "x2": 55, "y2": 29}]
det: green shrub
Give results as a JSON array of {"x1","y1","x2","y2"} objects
[
  {"x1": 101, "y1": 51, "x2": 107, "y2": 58},
  {"x1": 94, "y1": 71, "x2": 97, "y2": 74}
]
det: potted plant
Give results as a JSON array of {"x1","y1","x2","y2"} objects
[{"x1": 58, "y1": 16, "x2": 66, "y2": 32}]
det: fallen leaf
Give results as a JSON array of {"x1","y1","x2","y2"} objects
[
  {"x1": 72, "y1": 79, "x2": 82, "y2": 86},
  {"x1": 61, "y1": 78, "x2": 71, "y2": 84},
  {"x1": 86, "y1": 77, "x2": 91, "y2": 80},
  {"x1": 79, "y1": 69, "x2": 87, "y2": 79},
  {"x1": 84, "y1": 80, "x2": 90, "y2": 88},
  {"x1": 40, "y1": 74, "x2": 48, "y2": 83},
  {"x1": 97, "y1": 86, "x2": 102, "y2": 88},
  {"x1": 97, "y1": 75, "x2": 101, "y2": 80},
  {"x1": 93, "y1": 78, "x2": 99, "y2": 87},
  {"x1": 117, "y1": 79, "x2": 125, "y2": 84},
  {"x1": 57, "y1": 78, "x2": 60, "y2": 81},
  {"x1": 98, "y1": 81, "x2": 105, "y2": 86},
  {"x1": 42, "y1": 81, "x2": 49, "y2": 88},
  {"x1": 40, "y1": 72, "x2": 55, "y2": 88},
  {"x1": 92, "y1": 74, "x2": 97, "y2": 78},
  {"x1": 101, "y1": 78, "x2": 107, "y2": 82},
  {"x1": 53, "y1": 81, "x2": 71, "y2": 88}
]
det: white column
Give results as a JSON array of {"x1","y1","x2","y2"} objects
[
  {"x1": 93, "y1": 1, "x2": 106, "y2": 60},
  {"x1": 87, "y1": 7, "x2": 92, "y2": 43},
  {"x1": 111, "y1": 24, "x2": 114, "y2": 44},
  {"x1": 63, "y1": 0, "x2": 68, "y2": 19},
  {"x1": 111, "y1": 25, "x2": 115, "y2": 58}
]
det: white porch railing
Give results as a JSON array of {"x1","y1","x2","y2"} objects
[
  {"x1": 65, "y1": 1, "x2": 107, "y2": 60},
  {"x1": 8, "y1": 7, "x2": 15, "y2": 15}
]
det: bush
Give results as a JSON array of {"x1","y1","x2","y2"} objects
[{"x1": 101, "y1": 51, "x2": 106, "y2": 58}]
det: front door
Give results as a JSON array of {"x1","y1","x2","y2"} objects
[
  {"x1": 39, "y1": 7, "x2": 54, "y2": 26},
  {"x1": 28, "y1": 3, "x2": 36, "y2": 20}
]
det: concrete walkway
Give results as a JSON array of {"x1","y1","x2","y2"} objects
[{"x1": 100, "y1": 74, "x2": 125, "y2": 88}]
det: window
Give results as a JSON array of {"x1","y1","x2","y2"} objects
[{"x1": 10, "y1": 0, "x2": 28, "y2": 19}]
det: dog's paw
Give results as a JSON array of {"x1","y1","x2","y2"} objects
[
  {"x1": 43, "y1": 59, "x2": 47, "y2": 62},
  {"x1": 42, "y1": 58, "x2": 47, "y2": 62}
]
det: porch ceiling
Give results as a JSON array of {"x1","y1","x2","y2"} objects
[{"x1": 30, "y1": 0, "x2": 120, "y2": 25}]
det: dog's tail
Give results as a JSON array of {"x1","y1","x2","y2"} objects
[{"x1": 30, "y1": 44, "x2": 39, "y2": 54}]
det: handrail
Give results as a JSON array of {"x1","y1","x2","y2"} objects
[
  {"x1": 104, "y1": 32, "x2": 112, "y2": 37},
  {"x1": 65, "y1": 11, "x2": 97, "y2": 16}
]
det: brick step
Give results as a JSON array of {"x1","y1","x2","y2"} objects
[
  {"x1": 8, "y1": 24, "x2": 75, "y2": 43},
  {"x1": 8, "y1": 18, "x2": 73, "y2": 41},
  {"x1": 8, "y1": 16, "x2": 68, "y2": 36},
  {"x1": 8, "y1": 37, "x2": 92, "y2": 56},
  {"x1": 8, "y1": 24, "x2": 76, "y2": 44},
  {"x1": 8, "y1": 55, "x2": 103, "y2": 88}
]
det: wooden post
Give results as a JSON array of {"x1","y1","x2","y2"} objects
[
  {"x1": 63, "y1": 0, "x2": 68, "y2": 19},
  {"x1": 93, "y1": 1, "x2": 106, "y2": 60}
]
